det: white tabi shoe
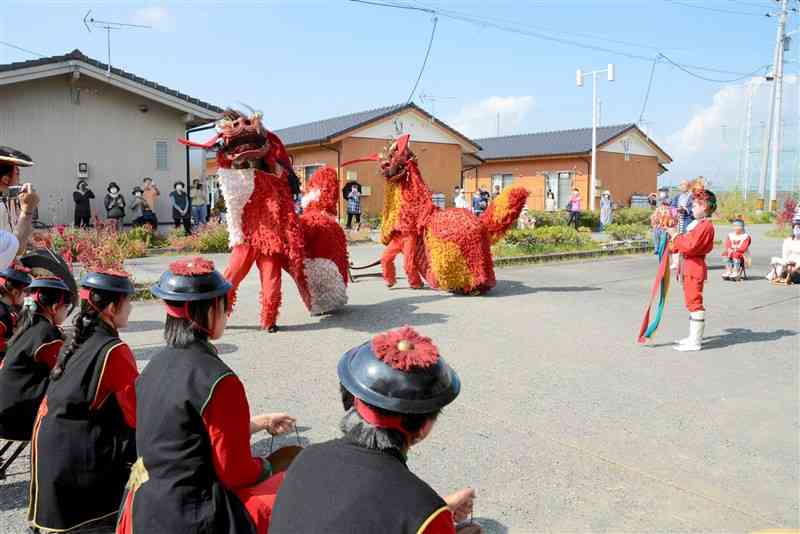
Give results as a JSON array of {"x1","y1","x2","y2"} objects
[{"x1": 674, "y1": 311, "x2": 705, "y2": 352}]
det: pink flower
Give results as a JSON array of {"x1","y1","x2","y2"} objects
[{"x1": 371, "y1": 326, "x2": 439, "y2": 371}]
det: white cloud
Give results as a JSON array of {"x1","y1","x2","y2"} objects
[
  {"x1": 664, "y1": 76, "x2": 798, "y2": 188},
  {"x1": 133, "y1": 6, "x2": 173, "y2": 31},
  {"x1": 447, "y1": 96, "x2": 534, "y2": 138}
]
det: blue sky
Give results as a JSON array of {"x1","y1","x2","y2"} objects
[{"x1": 2, "y1": 0, "x2": 799, "y2": 189}]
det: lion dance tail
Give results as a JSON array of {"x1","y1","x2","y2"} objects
[{"x1": 479, "y1": 186, "x2": 530, "y2": 243}]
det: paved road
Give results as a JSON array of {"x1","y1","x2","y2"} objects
[{"x1": 1, "y1": 224, "x2": 797, "y2": 533}]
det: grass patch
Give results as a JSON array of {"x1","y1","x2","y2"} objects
[{"x1": 766, "y1": 227, "x2": 792, "y2": 239}]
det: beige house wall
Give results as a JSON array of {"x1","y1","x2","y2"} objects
[{"x1": 0, "y1": 75, "x2": 192, "y2": 225}]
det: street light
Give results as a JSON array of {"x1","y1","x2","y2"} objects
[{"x1": 576, "y1": 63, "x2": 615, "y2": 211}]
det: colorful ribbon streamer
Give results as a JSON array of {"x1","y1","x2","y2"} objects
[{"x1": 638, "y1": 231, "x2": 671, "y2": 343}]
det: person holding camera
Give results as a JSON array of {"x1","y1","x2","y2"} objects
[
  {"x1": 104, "y1": 181, "x2": 126, "y2": 231},
  {"x1": 73, "y1": 180, "x2": 95, "y2": 228},
  {"x1": 0, "y1": 146, "x2": 40, "y2": 269}
]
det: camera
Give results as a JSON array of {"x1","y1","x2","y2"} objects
[{"x1": 0, "y1": 185, "x2": 24, "y2": 199}]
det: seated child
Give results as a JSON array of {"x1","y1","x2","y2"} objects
[
  {"x1": 767, "y1": 220, "x2": 800, "y2": 283},
  {"x1": 721, "y1": 219, "x2": 751, "y2": 281}
]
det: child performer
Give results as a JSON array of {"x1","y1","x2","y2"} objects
[
  {"x1": 721, "y1": 218, "x2": 751, "y2": 281},
  {"x1": 117, "y1": 257, "x2": 295, "y2": 534},
  {"x1": 667, "y1": 188, "x2": 717, "y2": 352},
  {"x1": 0, "y1": 276, "x2": 71, "y2": 441},
  {"x1": 29, "y1": 270, "x2": 137, "y2": 532},
  {"x1": 0, "y1": 262, "x2": 32, "y2": 363}
]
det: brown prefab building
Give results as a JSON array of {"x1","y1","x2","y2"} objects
[
  {"x1": 274, "y1": 103, "x2": 481, "y2": 217},
  {"x1": 467, "y1": 124, "x2": 672, "y2": 210}
]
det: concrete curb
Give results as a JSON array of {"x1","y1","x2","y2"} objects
[{"x1": 494, "y1": 244, "x2": 651, "y2": 267}]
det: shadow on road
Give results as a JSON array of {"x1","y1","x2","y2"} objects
[
  {"x1": 123, "y1": 320, "x2": 164, "y2": 333},
  {"x1": 280, "y1": 294, "x2": 450, "y2": 333},
  {"x1": 0, "y1": 480, "x2": 27, "y2": 511},
  {"x1": 702, "y1": 327, "x2": 798, "y2": 349},
  {"x1": 487, "y1": 280, "x2": 602, "y2": 298},
  {"x1": 471, "y1": 517, "x2": 509, "y2": 533}
]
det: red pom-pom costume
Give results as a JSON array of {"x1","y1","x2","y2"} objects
[
  {"x1": 181, "y1": 111, "x2": 319, "y2": 330},
  {"x1": 345, "y1": 134, "x2": 528, "y2": 294}
]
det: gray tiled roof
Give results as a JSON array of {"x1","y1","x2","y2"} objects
[
  {"x1": 475, "y1": 123, "x2": 635, "y2": 160},
  {"x1": 274, "y1": 104, "x2": 407, "y2": 146},
  {"x1": 0, "y1": 49, "x2": 222, "y2": 114}
]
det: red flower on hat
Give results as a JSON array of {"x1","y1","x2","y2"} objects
[
  {"x1": 371, "y1": 325, "x2": 439, "y2": 371},
  {"x1": 9, "y1": 261, "x2": 31, "y2": 274},
  {"x1": 169, "y1": 257, "x2": 215, "y2": 276},
  {"x1": 93, "y1": 268, "x2": 131, "y2": 278}
]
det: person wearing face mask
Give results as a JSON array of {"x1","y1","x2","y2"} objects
[
  {"x1": 104, "y1": 182, "x2": 126, "y2": 231},
  {"x1": 131, "y1": 187, "x2": 158, "y2": 228},
  {"x1": 72, "y1": 180, "x2": 95, "y2": 228},
  {"x1": 767, "y1": 220, "x2": 800, "y2": 283},
  {"x1": 28, "y1": 270, "x2": 137, "y2": 533},
  {"x1": 170, "y1": 181, "x2": 191, "y2": 234}
]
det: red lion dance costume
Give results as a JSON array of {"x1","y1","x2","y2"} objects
[
  {"x1": 346, "y1": 134, "x2": 528, "y2": 294},
  {"x1": 180, "y1": 110, "x2": 347, "y2": 331}
]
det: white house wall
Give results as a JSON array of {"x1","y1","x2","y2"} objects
[
  {"x1": 351, "y1": 109, "x2": 471, "y2": 150},
  {"x1": 0, "y1": 75, "x2": 190, "y2": 225},
  {"x1": 600, "y1": 130, "x2": 661, "y2": 160}
]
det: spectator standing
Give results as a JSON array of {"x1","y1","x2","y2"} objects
[
  {"x1": 599, "y1": 190, "x2": 614, "y2": 230},
  {"x1": 452, "y1": 185, "x2": 461, "y2": 206},
  {"x1": 0, "y1": 146, "x2": 40, "y2": 269},
  {"x1": 471, "y1": 189, "x2": 483, "y2": 215},
  {"x1": 545, "y1": 190, "x2": 556, "y2": 212},
  {"x1": 346, "y1": 184, "x2": 362, "y2": 231},
  {"x1": 671, "y1": 180, "x2": 694, "y2": 234},
  {"x1": 130, "y1": 187, "x2": 157, "y2": 228},
  {"x1": 190, "y1": 178, "x2": 208, "y2": 226},
  {"x1": 480, "y1": 187, "x2": 491, "y2": 211},
  {"x1": 104, "y1": 181, "x2": 125, "y2": 231},
  {"x1": 72, "y1": 180, "x2": 94, "y2": 228},
  {"x1": 492, "y1": 184, "x2": 502, "y2": 199},
  {"x1": 142, "y1": 177, "x2": 160, "y2": 226},
  {"x1": 454, "y1": 188, "x2": 468, "y2": 209},
  {"x1": 169, "y1": 181, "x2": 191, "y2": 234},
  {"x1": 566, "y1": 188, "x2": 581, "y2": 230}
]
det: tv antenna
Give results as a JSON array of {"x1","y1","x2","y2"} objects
[
  {"x1": 83, "y1": 10, "x2": 151, "y2": 76},
  {"x1": 419, "y1": 93, "x2": 456, "y2": 119}
]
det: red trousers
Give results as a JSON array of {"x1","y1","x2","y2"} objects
[
  {"x1": 225, "y1": 244, "x2": 286, "y2": 328},
  {"x1": 683, "y1": 276, "x2": 705, "y2": 312},
  {"x1": 381, "y1": 235, "x2": 422, "y2": 288}
]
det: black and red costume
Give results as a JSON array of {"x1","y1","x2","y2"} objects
[
  {"x1": 270, "y1": 326, "x2": 463, "y2": 534},
  {"x1": 117, "y1": 258, "x2": 284, "y2": 534},
  {"x1": 29, "y1": 271, "x2": 138, "y2": 532},
  {"x1": 0, "y1": 300, "x2": 17, "y2": 363},
  {"x1": 0, "y1": 314, "x2": 63, "y2": 441},
  {"x1": 0, "y1": 263, "x2": 33, "y2": 363}
]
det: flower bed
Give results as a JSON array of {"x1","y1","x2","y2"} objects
[
  {"x1": 493, "y1": 226, "x2": 595, "y2": 257},
  {"x1": 165, "y1": 221, "x2": 229, "y2": 253}
]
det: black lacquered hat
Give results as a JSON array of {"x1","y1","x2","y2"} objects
[
  {"x1": 0, "y1": 262, "x2": 32, "y2": 286},
  {"x1": 81, "y1": 271, "x2": 134, "y2": 295},
  {"x1": 151, "y1": 256, "x2": 231, "y2": 301},
  {"x1": 338, "y1": 326, "x2": 460, "y2": 414},
  {"x1": 0, "y1": 146, "x2": 34, "y2": 167},
  {"x1": 28, "y1": 276, "x2": 70, "y2": 293}
]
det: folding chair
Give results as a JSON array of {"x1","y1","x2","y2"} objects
[{"x1": 0, "y1": 439, "x2": 28, "y2": 480}]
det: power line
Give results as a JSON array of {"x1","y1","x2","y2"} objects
[
  {"x1": 0, "y1": 41, "x2": 46, "y2": 58},
  {"x1": 348, "y1": 0, "x2": 434, "y2": 14},
  {"x1": 407, "y1": 16, "x2": 438, "y2": 103},
  {"x1": 659, "y1": 53, "x2": 769, "y2": 83},
  {"x1": 728, "y1": 0, "x2": 776, "y2": 8},
  {"x1": 663, "y1": 0, "x2": 771, "y2": 17},
  {"x1": 639, "y1": 56, "x2": 659, "y2": 123}
]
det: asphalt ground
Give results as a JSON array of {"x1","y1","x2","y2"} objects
[{"x1": 1, "y1": 224, "x2": 797, "y2": 533}]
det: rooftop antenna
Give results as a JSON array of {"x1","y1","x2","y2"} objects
[
  {"x1": 418, "y1": 93, "x2": 455, "y2": 120},
  {"x1": 83, "y1": 10, "x2": 151, "y2": 76}
]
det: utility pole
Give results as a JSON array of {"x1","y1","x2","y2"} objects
[
  {"x1": 577, "y1": 64, "x2": 615, "y2": 211},
  {"x1": 759, "y1": 0, "x2": 790, "y2": 205},
  {"x1": 743, "y1": 81, "x2": 755, "y2": 198},
  {"x1": 769, "y1": 11, "x2": 790, "y2": 210}
]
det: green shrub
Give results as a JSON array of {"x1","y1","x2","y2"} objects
[
  {"x1": 502, "y1": 226, "x2": 592, "y2": 254},
  {"x1": 613, "y1": 208, "x2": 653, "y2": 225},
  {"x1": 193, "y1": 222, "x2": 229, "y2": 253},
  {"x1": 579, "y1": 211, "x2": 601, "y2": 229},
  {"x1": 527, "y1": 210, "x2": 566, "y2": 227},
  {"x1": 604, "y1": 223, "x2": 650, "y2": 241},
  {"x1": 716, "y1": 191, "x2": 775, "y2": 223}
]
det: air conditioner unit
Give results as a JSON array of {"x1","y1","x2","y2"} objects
[{"x1": 77, "y1": 162, "x2": 89, "y2": 179}]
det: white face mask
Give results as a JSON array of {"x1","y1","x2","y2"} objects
[
  {"x1": 794, "y1": 227, "x2": 800, "y2": 238},
  {"x1": 176, "y1": 186, "x2": 184, "y2": 192},
  {"x1": 110, "y1": 188, "x2": 118, "y2": 194}
]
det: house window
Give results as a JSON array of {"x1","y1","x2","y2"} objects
[
  {"x1": 155, "y1": 141, "x2": 168, "y2": 170},
  {"x1": 491, "y1": 173, "x2": 514, "y2": 191},
  {"x1": 304, "y1": 165, "x2": 323, "y2": 182}
]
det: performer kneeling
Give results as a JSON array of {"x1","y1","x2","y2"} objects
[
  {"x1": 0, "y1": 276, "x2": 71, "y2": 441},
  {"x1": 270, "y1": 326, "x2": 479, "y2": 534},
  {"x1": 0, "y1": 262, "x2": 32, "y2": 363},
  {"x1": 667, "y1": 188, "x2": 716, "y2": 352},
  {"x1": 117, "y1": 257, "x2": 294, "y2": 534},
  {"x1": 29, "y1": 270, "x2": 137, "y2": 533}
]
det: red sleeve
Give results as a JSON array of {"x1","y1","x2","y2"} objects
[
  {"x1": 739, "y1": 235, "x2": 751, "y2": 254},
  {"x1": 672, "y1": 221, "x2": 715, "y2": 256},
  {"x1": 421, "y1": 507, "x2": 456, "y2": 534},
  {"x1": 33, "y1": 339, "x2": 63, "y2": 369},
  {"x1": 722, "y1": 236, "x2": 732, "y2": 257},
  {"x1": 91, "y1": 343, "x2": 138, "y2": 428},
  {"x1": 202, "y1": 374, "x2": 265, "y2": 490}
]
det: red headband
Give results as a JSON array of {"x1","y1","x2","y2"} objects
[
  {"x1": 164, "y1": 301, "x2": 212, "y2": 336},
  {"x1": 354, "y1": 398, "x2": 413, "y2": 443}
]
